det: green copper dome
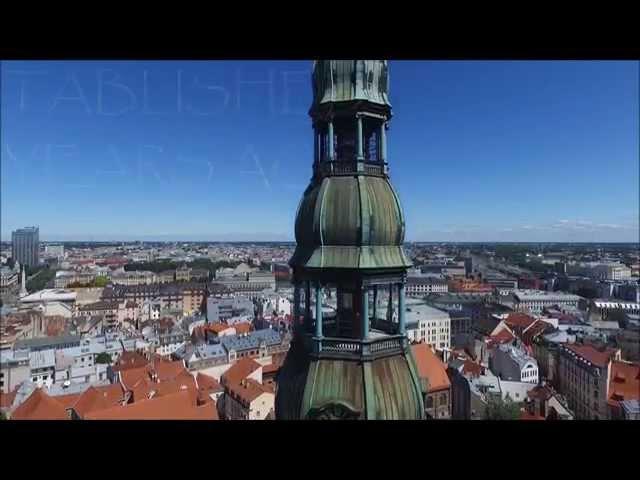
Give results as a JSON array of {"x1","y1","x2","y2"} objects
[
  {"x1": 312, "y1": 60, "x2": 391, "y2": 109},
  {"x1": 289, "y1": 175, "x2": 412, "y2": 270},
  {"x1": 277, "y1": 60, "x2": 425, "y2": 421},
  {"x1": 275, "y1": 339, "x2": 424, "y2": 420}
]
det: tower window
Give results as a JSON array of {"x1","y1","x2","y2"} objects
[
  {"x1": 334, "y1": 117, "x2": 356, "y2": 162},
  {"x1": 363, "y1": 118, "x2": 380, "y2": 163}
]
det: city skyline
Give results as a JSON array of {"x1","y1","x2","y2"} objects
[{"x1": 2, "y1": 60, "x2": 638, "y2": 242}]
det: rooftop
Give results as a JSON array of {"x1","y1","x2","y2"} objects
[
  {"x1": 20, "y1": 289, "x2": 77, "y2": 303},
  {"x1": 227, "y1": 377, "x2": 273, "y2": 404},
  {"x1": 411, "y1": 343, "x2": 451, "y2": 392},
  {"x1": 29, "y1": 349, "x2": 56, "y2": 369},
  {"x1": 84, "y1": 390, "x2": 217, "y2": 420},
  {"x1": 219, "y1": 328, "x2": 282, "y2": 352},
  {"x1": 563, "y1": 343, "x2": 617, "y2": 369},
  {"x1": 221, "y1": 357, "x2": 262, "y2": 387},
  {"x1": 513, "y1": 290, "x2": 582, "y2": 302},
  {"x1": 10, "y1": 388, "x2": 68, "y2": 420},
  {"x1": 609, "y1": 361, "x2": 640, "y2": 405}
]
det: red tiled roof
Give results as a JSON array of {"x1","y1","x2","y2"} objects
[
  {"x1": 506, "y1": 312, "x2": 537, "y2": 330},
  {"x1": 112, "y1": 351, "x2": 149, "y2": 372},
  {"x1": 564, "y1": 344, "x2": 617, "y2": 369},
  {"x1": 11, "y1": 389, "x2": 68, "y2": 420},
  {"x1": 54, "y1": 393, "x2": 83, "y2": 410},
  {"x1": 461, "y1": 360, "x2": 483, "y2": 378},
  {"x1": 196, "y1": 372, "x2": 222, "y2": 393},
  {"x1": 206, "y1": 323, "x2": 233, "y2": 334},
  {"x1": 227, "y1": 377, "x2": 272, "y2": 405},
  {"x1": 608, "y1": 361, "x2": 640, "y2": 405},
  {"x1": 411, "y1": 343, "x2": 451, "y2": 392},
  {"x1": 234, "y1": 322, "x2": 252, "y2": 335},
  {"x1": 221, "y1": 358, "x2": 262, "y2": 387},
  {"x1": 262, "y1": 363, "x2": 280, "y2": 375},
  {"x1": 85, "y1": 390, "x2": 218, "y2": 420},
  {"x1": 0, "y1": 390, "x2": 18, "y2": 409},
  {"x1": 153, "y1": 360, "x2": 186, "y2": 382},
  {"x1": 120, "y1": 365, "x2": 153, "y2": 391},
  {"x1": 489, "y1": 329, "x2": 515, "y2": 346},
  {"x1": 71, "y1": 384, "x2": 125, "y2": 418}
]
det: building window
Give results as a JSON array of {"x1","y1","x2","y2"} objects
[{"x1": 426, "y1": 396, "x2": 434, "y2": 409}]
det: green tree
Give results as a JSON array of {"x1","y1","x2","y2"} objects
[
  {"x1": 26, "y1": 267, "x2": 56, "y2": 292},
  {"x1": 483, "y1": 396, "x2": 522, "y2": 420},
  {"x1": 94, "y1": 276, "x2": 109, "y2": 287},
  {"x1": 95, "y1": 352, "x2": 112, "y2": 364}
]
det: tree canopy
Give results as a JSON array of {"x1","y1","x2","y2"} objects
[
  {"x1": 95, "y1": 352, "x2": 112, "y2": 364},
  {"x1": 483, "y1": 396, "x2": 522, "y2": 420}
]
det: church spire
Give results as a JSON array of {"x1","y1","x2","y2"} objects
[
  {"x1": 19, "y1": 265, "x2": 28, "y2": 298},
  {"x1": 276, "y1": 60, "x2": 424, "y2": 420}
]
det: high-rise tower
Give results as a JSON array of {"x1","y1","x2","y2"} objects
[
  {"x1": 276, "y1": 60, "x2": 425, "y2": 420},
  {"x1": 12, "y1": 226, "x2": 39, "y2": 268}
]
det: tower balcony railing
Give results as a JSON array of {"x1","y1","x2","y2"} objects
[
  {"x1": 300, "y1": 332, "x2": 408, "y2": 361},
  {"x1": 315, "y1": 161, "x2": 385, "y2": 177}
]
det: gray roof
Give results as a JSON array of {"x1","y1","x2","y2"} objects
[
  {"x1": 15, "y1": 334, "x2": 81, "y2": 351},
  {"x1": 219, "y1": 328, "x2": 282, "y2": 352},
  {"x1": 29, "y1": 349, "x2": 56, "y2": 369},
  {"x1": 196, "y1": 343, "x2": 227, "y2": 360},
  {"x1": 0, "y1": 349, "x2": 30, "y2": 364},
  {"x1": 469, "y1": 374, "x2": 501, "y2": 396},
  {"x1": 496, "y1": 344, "x2": 537, "y2": 370},
  {"x1": 46, "y1": 379, "x2": 110, "y2": 397}
]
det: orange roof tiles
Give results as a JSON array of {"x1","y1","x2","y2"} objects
[
  {"x1": 206, "y1": 323, "x2": 233, "y2": 334},
  {"x1": 564, "y1": 344, "x2": 617, "y2": 369},
  {"x1": 411, "y1": 343, "x2": 451, "y2": 393},
  {"x1": 489, "y1": 329, "x2": 515, "y2": 346},
  {"x1": 0, "y1": 389, "x2": 17, "y2": 409},
  {"x1": 262, "y1": 363, "x2": 280, "y2": 375},
  {"x1": 84, "y1": 390, "x2": 218, "y2": 420},
  {"x1": 227, "y1": 377, "x2": 272, "y2": 405},
  {"x1": 112, "y1": 351, "x2": 149, "y2": 372},
  {"x1": 608, "y1": 361, "x2": 640, "y2": 405},
  {"x1": 71, "y1": 384, "x2": 125, "y2": 418},
  {"x1": 120, "y1": 365, "x2": 153, "y2": 391},
  {"x1": 460, "y1": 360, "x2": 483, "y2": 378},
  {"x1": 54, "y1": 393, "x2": 83, "y2": 410},
  {"x1": 233, "y1": 322, "x2": 252, "y2": 335},
  {"x1": 196, "y1": 372, "x2": 222, "y2": 392},
  {"x1": 153, "y1": 360, "x2": 187, "y2": 382},
  {"x1": 221, "y1": 357, "x2": 262, "y2": 387},
  {"x1": 505, "y1": 313, "x2": 537, "y2": 330},
  {"x1": 11, "y1": 388, "x2": 68, "y2": 420}
]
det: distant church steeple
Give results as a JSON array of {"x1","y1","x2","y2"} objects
[{"x1": 19, "y1": 266, "x2": 28, "y2": 298}]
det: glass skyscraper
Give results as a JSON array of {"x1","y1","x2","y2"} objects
[{"x1": 12, "y1": 226, "x2": 40, "y2": 268}]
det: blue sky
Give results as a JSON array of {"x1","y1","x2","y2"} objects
[{"x1": 1, "y1": 60, "x2": 638, "y2": 242}]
